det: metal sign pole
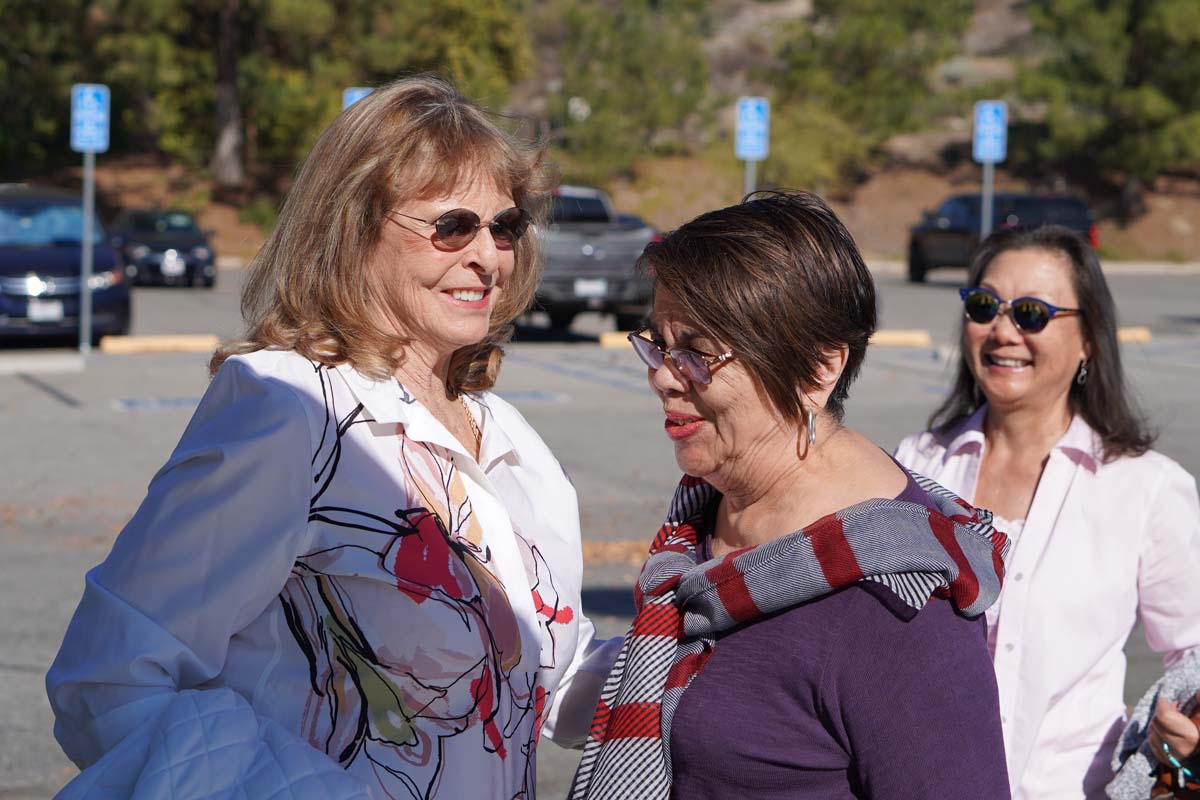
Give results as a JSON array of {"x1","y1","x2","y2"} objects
[
  {"x1": 80, "y1": 151, "x2": 95, "y2": 354},
  {"x1": 71, "y1": 83, "x2": 109, "y2": 356},
  {"x1": 735, "y1": 96, "x2": 769, "y2": 202},
  {"x1": 972, "y1": 100, "x2": 1007, "y2": 244},
  {"x1": 981, "y1": 161, "x2": 994, "y2": 240}
]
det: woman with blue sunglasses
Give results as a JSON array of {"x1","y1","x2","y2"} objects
[{"x1": 896, "y1": 224, "x2": 1200, "y2": 799}]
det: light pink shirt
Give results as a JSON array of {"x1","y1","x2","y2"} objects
[{"x1": 896, "y1": 406, "x2": 1200, "y2": 800}]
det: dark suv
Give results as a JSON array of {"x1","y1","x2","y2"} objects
[
  {"x1": 112, "y1": 208, "x2": 217, "y2": 287},
  {"x1": 907, "y1": 193, "x2": 1098, "y2": 282},
  {"x1": 0, "y1": 185, "x2": 131, "y2": 341}
]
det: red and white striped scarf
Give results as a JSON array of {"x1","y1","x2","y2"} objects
[{"x1": 569, "y1": 471, "x2": 1009, "y2": 800}]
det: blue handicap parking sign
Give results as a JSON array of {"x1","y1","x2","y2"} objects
[
  {"x1": 973, "y1": 100, "x2": 1007, "y2": 164},
  {"x1": 342, "y1": 87, "x2": 373, "y2": 110},
  {"x1": 71, "y1": 84, "x2": 110, "y2": 154},
  {"x1": 735, "y1": 96, "x2": 770, "y2": 162}
]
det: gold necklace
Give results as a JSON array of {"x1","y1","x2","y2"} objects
[{"x1": 460, "y1": 394, "x2": 482, "y2": 450}]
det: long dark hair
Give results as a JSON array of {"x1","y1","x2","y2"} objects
[{"x1": 929, "y1": 224, "x2": 1153, "y2": 461}]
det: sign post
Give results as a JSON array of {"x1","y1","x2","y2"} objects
[
  {"x1": 342, "y1": 87, "x2": 373, "y2": 110},
  {"x1": 735, "y1": 96, "x2": 770, "y2": 198},
  {"x1": 71, "y1": 83, "x2": 110, "y2": 355},
  {"x1": 972, "y1": 100, "x2": 1007, "y2": 240}
]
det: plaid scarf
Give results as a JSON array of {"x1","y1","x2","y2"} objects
[{"x1": 569, "y1": 471, "x2": 1009, "y2": 800}]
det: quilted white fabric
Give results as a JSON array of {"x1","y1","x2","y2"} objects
[{"x1": 55, "y1": 689, "x2": 374, "y2": 800}]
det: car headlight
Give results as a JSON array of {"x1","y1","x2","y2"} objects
[
  {"x1": 88, "y1": 268, "x2": 125, "y2": 290},
  {"x1": 129, "y1": 244, "x2": 150, "y2": 259},
  {"x1": 191, "y1": 246, "x2": 212, "y2": 260}
]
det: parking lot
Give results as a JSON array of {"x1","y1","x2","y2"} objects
[{"x1": 2, "y1": 263, "x2": 1200, "y2": 797}]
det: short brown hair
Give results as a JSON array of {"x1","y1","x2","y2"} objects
[
  {"x1": 639, "y1": 190, "x2": 876, "y2": 421},
  {"x1": 211, "y1": 74, "x2": 553, "y2": 395}
]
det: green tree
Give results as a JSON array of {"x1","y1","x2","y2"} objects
[
  {"x1": 767, "y1": 0, "x2": 973, "y2": 189},
  {"x1": 1020, "y1": 0, "x2": 1200, "y2": 183},
  {"x1": 1, "y1": 0, "x2": 534, "y2": 188},
  {"x1": 0, "y1": 0, "x2": 96, "y2": 178},
  {"x1": 540, "y1": 0, "x2": 710, "y2": 184}
]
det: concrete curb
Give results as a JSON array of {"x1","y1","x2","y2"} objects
[
  {"x1": 870, "y1": 329, "x2": 934, "y2": 347},
  {"x1": 867, "y1": 259, "x2": 1200, "y2": 277},
  {"x1": 98, "y1": 334, "x2": 219, "y2": 354},
  {"x1": 0, "y1": 350, "x2": 85, "y2": 375},
  {"x1": 1117, "y1": 326, "x2": 1153, "y2": 343},
  {"x1": 599, "y1": 331, "x2": 633, "y2": 348},
  {"x1": 601, "y1": 329, "x2": 941, "y2": 348}
]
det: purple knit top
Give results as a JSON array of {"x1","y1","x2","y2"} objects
[{"x1": 668, "y1": 477, "x2": 1010, "y2": 799}]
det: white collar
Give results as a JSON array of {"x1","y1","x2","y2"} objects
[
  {"x1": 944, "y1": 403, "x2": 1101, "y2": 473},
  {"x1": 331, "y1": 363, "x2": 519, "y2": 467}
]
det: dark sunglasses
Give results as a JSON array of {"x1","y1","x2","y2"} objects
[
  {"x1": 392, "y1": 206, "x2": 531, "y2": 249},
  {"x1": 628, "y1": 331, "x2": 733, "y2": 386},
  {"x1": 959, "y1": 287, "x2": 1082, "y2": 333}
]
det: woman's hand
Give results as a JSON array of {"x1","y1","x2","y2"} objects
[{"x1": 1149, "y1": 693, "x2": 1200, "y2": 767}]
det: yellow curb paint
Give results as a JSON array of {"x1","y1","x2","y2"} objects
[
  {"x1": 1117, "y1": 327, "x2": 1152, "y2": 343},
  {"x1": 99, "y1": 334, "x2": 220, "y2": 354},
  {"x1": 583, "y1": 539, "x2": 649, "y2": 565},
  {"x1": 606, "y1": 330, "x2": 940, "y2": 348},
  {"x1": 869, "y1": 330, "x2": 934, "y2": 347},
  {"x1": 599, "y1": 331, "x2": 634, "y2": 349}
]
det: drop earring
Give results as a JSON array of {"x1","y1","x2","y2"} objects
[
  {"x1": 1076, "y1": 360, "x2": 1089, "y2": 386},
  {"x1": 806, "y1": 407, "x2": 817, "y2": 446}
]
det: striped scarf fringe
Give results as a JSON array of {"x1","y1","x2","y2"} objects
[{"x1": 569, "y1": 471, "x2": 1009, "y2": 800}]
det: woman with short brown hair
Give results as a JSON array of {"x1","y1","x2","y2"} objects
[
  {"x1": 47, "y1": 75, "x2": 615, "y2": 799},
  {"x1": 571, "y1": 191, "x2": 1011, "y2": 799}
]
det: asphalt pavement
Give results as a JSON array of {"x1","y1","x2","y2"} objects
[{"x1": 2, "y1": 263, "x2": 1199, "y2": 797}]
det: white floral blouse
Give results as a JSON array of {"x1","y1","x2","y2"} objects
[{"x1": 47, "y1": 349, "x2": 614, "y2": 799}]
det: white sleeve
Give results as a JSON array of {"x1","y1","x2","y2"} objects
[
  {"x1": 1137, "y1": 459, "x2": 1200, "y2": 667},
  {"x1": 541, "y1": 612, "x2": 623, "y2": 748},
  {"x1": 893, "y1": 431, "x2": 925, "y2": 467},
  {"x1": 46, "y1": 357, "x2": 317, "y2": 768}
]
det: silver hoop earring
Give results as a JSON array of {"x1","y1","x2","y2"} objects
[
  {"x1": 806, "y1": 407, "x2": 817, "y2": 446},
  {"x1": 1076, "y1": 360, "x2": 1089, "y2": 386}
]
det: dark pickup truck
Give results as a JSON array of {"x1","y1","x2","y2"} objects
[
  {"x1": 907, "y1": 193, "x2": 1099, "y2": 282},
  {"x1": 536, "y1": 185, "x2": 659, "y2": 331}
]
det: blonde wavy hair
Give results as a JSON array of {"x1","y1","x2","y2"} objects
[{"x1": 210, "y1": 74, "x2": 552, "y2": 396}]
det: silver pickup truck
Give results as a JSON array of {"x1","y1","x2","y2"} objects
[{"x1": 536, "y1": 185, "x2": 658, "y2": 331}]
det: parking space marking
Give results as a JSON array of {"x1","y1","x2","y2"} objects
[
  {"x1": 113, "y1": 397, "x2": 202, "y2": 412},
  {"x1": 505, "y1": 352, "x2": 650, "y2": 394},
  {"x1": 497, "y1": 390, "x2": 569, "y2": 404},
  {"x1": 16, "y1": 374, "x2": 81, "y2": 408}
]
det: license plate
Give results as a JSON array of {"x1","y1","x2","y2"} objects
[
  {"x1": 28, "y1": 298, "x2": 64, "y2": 322},
  {"x1": 574, "y1": 278, "x2": 608, "y2": 298},
  {"x1": 161, "y1": 252, "x2": 186, "y2": 276}
]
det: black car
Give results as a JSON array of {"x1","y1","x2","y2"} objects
[
  {"x1": 907, "y1": 193, "x2": 1098, "y2": 282},
  {"x1": 0, "y1": 185, "x2": 131, "y2": 341},
  {"x1": 112, "y1": 208, "x2": 217, "y2": 287}
]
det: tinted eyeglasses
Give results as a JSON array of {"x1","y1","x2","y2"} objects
[
  {"x1": 959, "y1": 287, "x2": 1081, "y2": 333},
  {"x1": 628, "y1": 331, "x2": 733, "y2": 385},
  {"x1": 391, "y1": 206, "x2": 531, "y2": 249}
]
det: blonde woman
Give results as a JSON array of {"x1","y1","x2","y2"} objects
[{"x1": 47, "y1": 76, "x2": 614, "y2": 799}]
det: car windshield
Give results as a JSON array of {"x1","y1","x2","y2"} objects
[
  {"x1": 937, "y1": 197, "x2": 979, "y2": 227},
  {"x1": 551, "y1": 196, "x2": 610, "y2": 223},
  {"x1": 0, "y1": 202, "x2": 105, "y2": 246},
  {"x1": 1007, "y1": 198, "x2": 1089, "y2": 226},
  {"x1": 123, "y1": 211, "x2": 199, "y2": 233}
]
